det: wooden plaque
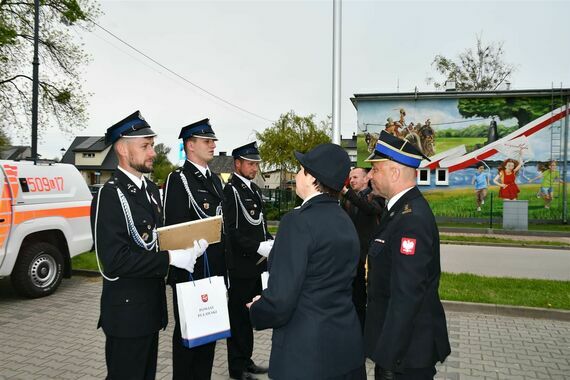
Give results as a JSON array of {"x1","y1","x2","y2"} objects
[{"x1": 157, "y1": 215, "x2": 222, "y2": 250}]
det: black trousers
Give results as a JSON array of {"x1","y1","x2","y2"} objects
[
  {"x1": 227, "y1": 275, "x2": 262, "y2": 374},
  {"x1": 352, "y1": 259, "x2": 367, "y2": 332},
  {"x1": 171, "y1": 284, "x2": 216, "y2": 380},
  {"x1": 105, "y1": 332, "x2": 158, "y2": 380},
  {"x1": 374, "y1": 364, "x2": 436, "y2": 380},
  {"x1": 328, "y1": 365, "x2": 367, "y2": 380}
]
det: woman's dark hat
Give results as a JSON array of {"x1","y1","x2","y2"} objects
[{"x1": 294, "y1": 143, "x2": 350, "y2": 191}]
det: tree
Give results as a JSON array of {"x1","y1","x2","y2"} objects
[
  {"x1": 458, "y1": 96, "x2": 565, "y2": 129},
  {"x1": 255, "y1": 110, "x2": 331, "y2": 175},
  {"x1": 152, "y1": 143, "x2": 174, "y2": 186},
  {"x1": 427, "y1": 36, "x2": 515, "y2": 91},
  {"x1": 0, "y1": 0, "x2": 100, "y2": 138}
]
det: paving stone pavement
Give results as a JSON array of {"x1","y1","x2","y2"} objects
[{"x1": 1, "y1": 276, "x2": 569, "y2": 380}]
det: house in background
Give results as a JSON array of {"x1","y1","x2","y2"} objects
[
  {"x1": 61, "y1": 136, "x2": 116, "y2": 185},
  {"x1": 261, "y1": 168, "x2": 295, "y2": 189},
  {"x1": 0, "y1": 146, "x2": 31, "y2": 160},
  {"x1": 341, "y1": 133, "x2": 358, "y2": 167}
]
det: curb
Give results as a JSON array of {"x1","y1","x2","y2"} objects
[
  {"x1": 72, "y1": 269, "x2": 101, "y2": 277},
  {"x1": 440, "y1": 240, "x2": 570, "y2": 250},
  {"x1": 442, "y1": 300, "x2": 570, "y2": 322},
  {"x1": 72, "y1": 269, "x2": 570, "y2": 321}
]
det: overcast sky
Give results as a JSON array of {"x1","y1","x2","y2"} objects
[{"x1": 26, "y1": 0, "x2": 570, "y2": 164}]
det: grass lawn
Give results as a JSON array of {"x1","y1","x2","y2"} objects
[
  {"x1": 424, "y1": 184, "x2": 567, "y2": 220},
  {"x1": 440, "y1": 273, "x2": 570, "y2": 310},
  {"x1": 438, "y1": 221, "x2": 570, "y2": 232},
  {"x1": 435, "y1": 137, "x2": 486, "y2": 153}
]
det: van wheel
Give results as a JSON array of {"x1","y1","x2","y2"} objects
[{"x1": 11, "y1": 242, "x2": 64, "y2": 298}]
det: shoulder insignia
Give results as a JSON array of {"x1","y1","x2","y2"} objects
[{"x1": 402, "y1": 203, "x2": 412, "y2": 214}]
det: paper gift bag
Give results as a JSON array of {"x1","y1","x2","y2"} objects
[{"x1": 176, "y1": 276, "x2": 231, "y2": 348}]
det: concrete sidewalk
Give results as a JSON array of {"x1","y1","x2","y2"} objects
[
  {"x1": 1, "y1": 276, "x2": 569, "y2": 380},
  {"x1": 441, "y1": 244, "x2": 570, "y2": 280}
]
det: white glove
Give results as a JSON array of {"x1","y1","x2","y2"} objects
[
  {"x1": 169, "y1": 239, "x2": 209, "y2": 273},
  {"x1": 257, "y1": 240, "x2": 274, "y2": 258}
]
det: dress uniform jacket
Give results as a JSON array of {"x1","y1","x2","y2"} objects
[
  {"x1": 364, "y1": 187, "x2": 450, "y2": 373},
  {"x1": 90, "y1": 169, "x2": 169, "y2": 338},
  {"x1": 223, "y1": 174, "x2": 271, "y2": 278},
  {"x1": 250, "y1": 194, "x2": 364, "y2": 379},
  {"x1": 163, "y1": 160, "x2": 227, "y2": 282},
  {"x1": 342, "y1": 187, "x2": 383, "y2": 261}
]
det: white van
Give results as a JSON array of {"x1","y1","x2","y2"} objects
[{"x1": 0, "y1": 160, "x2": 93, "y2": 298}]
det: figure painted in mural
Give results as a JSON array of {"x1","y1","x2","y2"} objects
[
  {"x1": 364, "y1": 130, "x2": 451, "y2": 380},
  {"x1": 472, "y1": 164, "x2": 489, "y2": 211},
  {"x1": 91, "y1": 111, "x2": 207, "y2": 380},
  {"x1": 224, "y1": 142, "x2": 272, "y2": 380},
  {"x1": 163, "y1": 118, "x2": 228, "y2": 380},
  {"x1": 494, "y1": 158, "x2": 523, "y2": 200},
  {"x1": 530, "y1": 160, "x2": 562, "y2": 209},
  {"x1": 341, "y1": 167, "x2": 384, "y2": 331},
  {"x1": 247, "y1": 143, "x2": 366, "y2": 380}
]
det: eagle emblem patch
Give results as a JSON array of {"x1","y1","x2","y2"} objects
[{"x1": 400, "y1": 237, "x2": 416, "y2": 255}]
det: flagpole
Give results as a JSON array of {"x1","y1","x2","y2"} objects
[{"x1": 332, "y1": 0, "x2": 341, "y2": 145}]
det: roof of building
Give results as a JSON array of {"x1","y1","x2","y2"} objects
[
  {"x1": 209, "y1": 154, "x2": 234, "y2": 174},
  {"x1": 0, "y1": 146, "x2": 31, "y2": 160},
  {"x1": 62, "y1": 136, "x2": 117, "y2": 170}
]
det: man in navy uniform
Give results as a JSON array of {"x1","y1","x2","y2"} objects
[
  {"x1": 247, "y1": 143, "x2": 366, "y2": 380},
  {"x1": 91, "y1": 111, "x2": 207, "y2": 380},
  {"x1": 224, "y1": 142, "x2": 272, "y2": 380},
  {"x1": 163, "y1": 118, "x2": 228, "y2": 379},
  {"x1": 364, "y1": 130, "x2": 451, "y2": 380},
  {"x1": 341, "y1": 167, "x2": 384, "y2": 331}
]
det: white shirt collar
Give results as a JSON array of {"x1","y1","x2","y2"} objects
[
  {"x1": 387, "y1": 186, "x2": 414, "y2": 211},
  {"x1": 301, "y1": 191, "x2": 323, "y2": 206},
  {"x1": 187, "y1": 159, "x2": 210, "y2": 177},
  {"x1": 118, "y1": 166, "x2": 146, "y2": 189},
  {"x1": 234, "y1": 173, "x2": 252, "y2": 190}
]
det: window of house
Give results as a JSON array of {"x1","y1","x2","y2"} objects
[{"x1": 82, "y1": 153, "x2": 95, "y2": 158}]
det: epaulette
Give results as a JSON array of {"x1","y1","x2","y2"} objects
[{"x1": 105, "y1": 177, "x2": 119, "y2": 188}]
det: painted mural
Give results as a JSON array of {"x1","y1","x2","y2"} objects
[{"x1": 355, "y1": 93, "x2": 570, "y2": 220}]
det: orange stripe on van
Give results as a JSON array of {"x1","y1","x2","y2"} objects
[{"x1": 13, "y1": 205, "x2": 91, "y2": 224}]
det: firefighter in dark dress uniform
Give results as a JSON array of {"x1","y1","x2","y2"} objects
[
  {"x1": 224, "y1": 142, "x2": 272, "y2": 380},
  {"x1": 91, "y1": 111, "x2": 207, "y2": 380},
  {"x1": 162, "y1": 118, "x2": 228, "y2": 380},
  {"x1": 364, "y1": 131, "x2": 451, "y2": 380}
]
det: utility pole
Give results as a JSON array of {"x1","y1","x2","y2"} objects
[{"x1": 31, "y1": 0, "x2": 40, "y2": 162}]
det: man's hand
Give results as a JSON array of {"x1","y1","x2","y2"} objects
[
  {"x1": 169, "y1": 239, "x2": 209, "y2": 273},
  {"x1": 246, "y1": 295, "x2": 261, "y2": 309},
  {"x1": 257, "y1": 240, "x2": 274, "y2": 258}
]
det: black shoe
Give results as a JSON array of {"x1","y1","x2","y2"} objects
[
  {"x1": 229, "y1": 371, "x2": 259, "y2": 380},
  {"x1": 246, "y1": 363, "x2": 269, "y2": 374}
]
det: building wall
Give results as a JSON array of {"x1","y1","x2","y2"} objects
[{"x1": 75, "y1": 147, "x2": 111, "y2": 166}]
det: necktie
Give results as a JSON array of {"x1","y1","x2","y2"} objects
[
  {"x1": 205, "y1": 169, "x2": 211, "y2": 180},
  {"x1": 141, "y1": 181, "x2": 151, "y2": 203}
]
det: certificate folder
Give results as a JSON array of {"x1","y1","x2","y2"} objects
[{"x1": 157, "y1": 215, "x2": 222, "y2": 250}]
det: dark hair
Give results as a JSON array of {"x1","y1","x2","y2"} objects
[{"x1": 304, "y1": 169, "x2": 341, "y2": 199}]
